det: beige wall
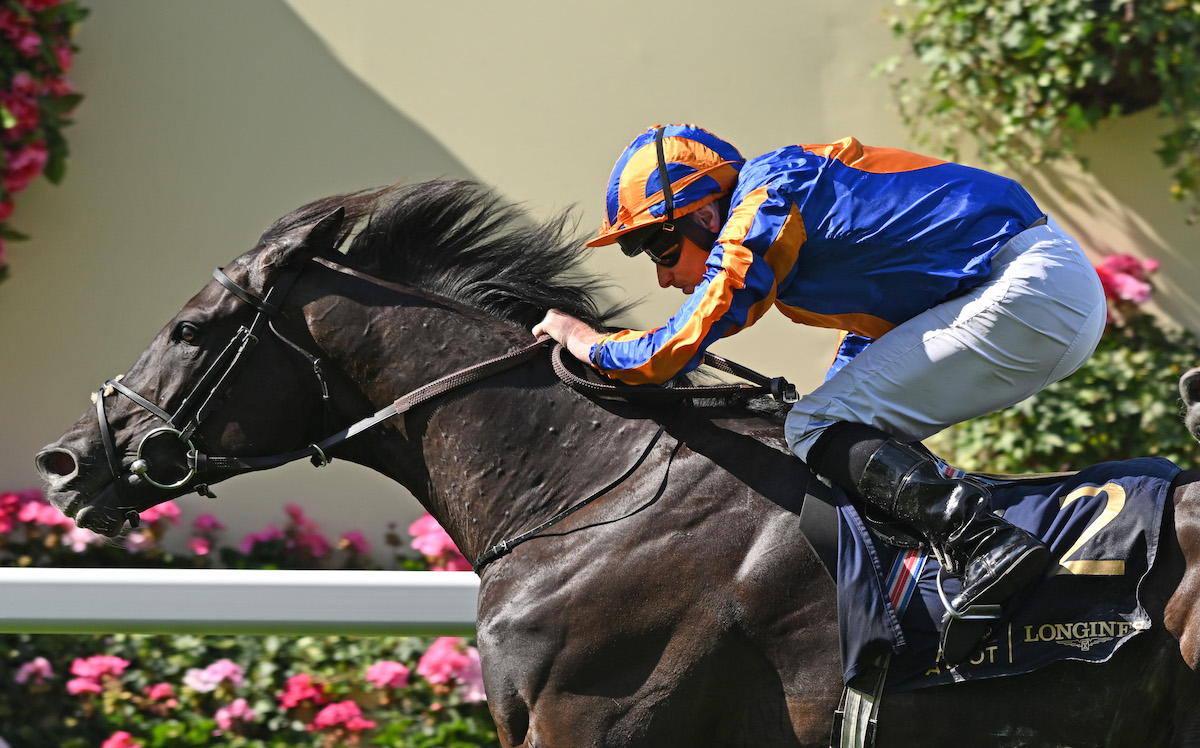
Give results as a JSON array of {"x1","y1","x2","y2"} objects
[{"x1": 2, "y1": 0, "x2": 1194, "y2": 558}]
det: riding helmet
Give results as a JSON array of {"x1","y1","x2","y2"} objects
[{"x1": 585, "y1": 123, "x2": 745, "y2": 248}]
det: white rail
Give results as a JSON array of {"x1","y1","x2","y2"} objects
[{"x1": 0, "y1": 568, "x2": 479, "y2": 636}]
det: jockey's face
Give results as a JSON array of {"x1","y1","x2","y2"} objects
[
  {"x1": 656, "y1": 237, "x2": 710, "y2": 295},
  {"x1": 654, "y1": 202, "x2": 721, "y2": 295}
]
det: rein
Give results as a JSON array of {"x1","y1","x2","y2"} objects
[{"x1": 96, "y1": 257, "x2": 797, "y2": 547}]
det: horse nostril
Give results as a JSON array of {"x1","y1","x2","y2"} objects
[{"x1": 36, "y1": 448, "x2": 79, "y2": 482}]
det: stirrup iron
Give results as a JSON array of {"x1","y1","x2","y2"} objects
[{"x1": 935, "y1": 566, "x2": 1002, "y2": 621}]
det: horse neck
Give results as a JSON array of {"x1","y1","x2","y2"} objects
[{"x1": 298, "y1": 263, "x2": 661, "y2": 564}]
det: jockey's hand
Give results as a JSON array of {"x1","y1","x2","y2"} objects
[{"x1": 532, "y1": 309, "x2": 600, "y2": 366}]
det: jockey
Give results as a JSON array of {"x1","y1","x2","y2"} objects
[{"x1": 533, "y1": 123, "x2": 1107, "y2": 664}]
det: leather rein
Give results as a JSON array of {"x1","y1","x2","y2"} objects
[{"x1": 94, "y1": 258, "x2": 796, "y2": 551}]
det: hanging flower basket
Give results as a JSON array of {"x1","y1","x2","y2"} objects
[{"x1": 0, "y1": 0, "x2": 87, "y2": 283}]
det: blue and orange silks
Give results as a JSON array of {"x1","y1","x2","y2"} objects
[{"x1": 588, "y1": 137, "x2": 1043, "y2": 385}]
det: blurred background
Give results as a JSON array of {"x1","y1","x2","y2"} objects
[{"x1": 2, "y1": 0, "x2": 1195, "y2": 561}]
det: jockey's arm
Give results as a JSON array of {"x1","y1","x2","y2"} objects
[{"x1": 532, "y1": 309, "x2": 600, "y2": 365}]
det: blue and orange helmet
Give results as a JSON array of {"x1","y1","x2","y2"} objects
[{"x1": 586, "y1": 124, "x2": 745, "y2": 260}]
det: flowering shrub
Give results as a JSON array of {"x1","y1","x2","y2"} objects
[
  {"x1": 407, "y1": 512, "x2": 472, "y2": 571},
  {"x1": 0, "y1": 499, "x2": 499, "y2": 747},
  {"x1": 930, "y1": 252, "x2": 1200, "y2": 472},
  {"x1": 0, "y1": 0, "x2": 87, "y2": 282}
]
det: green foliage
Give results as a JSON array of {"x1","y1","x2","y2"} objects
[
  {"x1": 928, "y1": 310, "x2": 1200, "y2": 473},
  {"x1": 878, "y1": 0, "x2": 1200, "y2": 219}
]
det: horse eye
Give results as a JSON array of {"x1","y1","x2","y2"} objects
[{"x1": 176, "y1": 322, "x2": 200, "y2": 344}]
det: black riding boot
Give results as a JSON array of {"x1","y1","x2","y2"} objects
[{"x1": 807, "y1": 423, "x2": 1050, "y2": 666}]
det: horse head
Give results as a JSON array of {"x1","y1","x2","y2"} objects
[{"x1": 35, "y1": 206, "x2": 349, "y2": 536}]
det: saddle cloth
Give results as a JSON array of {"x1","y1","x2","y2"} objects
[{"x1": 834, "y1": 457, "x2": 1181, "y2": 693}]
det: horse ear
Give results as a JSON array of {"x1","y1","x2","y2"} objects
[{"x1": 258, "y1": 207, "x2": 347, "y2": 277}]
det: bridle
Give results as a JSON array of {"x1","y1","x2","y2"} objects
[
  {"x1": 94, "y1": 257, "x2": 796, "y2": 546},
  {"x1": 94, "y1": 262, "x2": 314, "y2": 525}
]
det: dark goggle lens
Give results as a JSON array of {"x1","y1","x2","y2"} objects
[{"x1": 617, "y1": 224, "x2": 683, "y2": 267}]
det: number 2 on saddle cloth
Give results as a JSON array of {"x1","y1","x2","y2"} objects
[{"x1": 832, "y1": 456, "x2": 1178, "y2": 693}]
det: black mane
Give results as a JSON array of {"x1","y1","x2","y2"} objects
[{"x1": 257, "y1": 180, "x2": 622, "y2": 329}]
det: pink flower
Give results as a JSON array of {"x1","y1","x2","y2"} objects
[
  {"x1": 123, "y1": 530, "x2": 155, "y2": 554},
  {"x1": 416, "y1": 637, "x2": 487, "y2": 702},
  {"x1": 1111, "y1": 273, "x2": 1152, "y2": 304},
  {"x1": 188, "y1": 537, "x2": 211, "y2": 556},
  {"x1": 20, "y1": 0, "x2": 64, "y2": 12},
  {"x1": 71, "y1": 655, "x2": 129, "y2": 680},
  {"x1": 0, "y1": 492, "x2": 19, "y2": 534},
  {"x1": 183, "y1": 659, "x2": 243, "y2": 693},
  {"x1": 193, "y1": 513, "x2": 224, "y2": 533},
  {"x1": 7, "y1": 71, "x2": 36, "y2": 96},
  {"x1": 0, "y1": 196, "x2": 13, "y2": 222},
  {"x1": 53, "y1": 42, "x2": 72, "y2": 70},
  {"x1": 143, "y1": 682, "x2": 175, "y2": 702},
  {"x1": 408, "y1": 513, "x2": 471, "y2": 571},
  {"x1": 66, "y1": 677, "x2": 102, "y2": 695},
  {"x1": 139, "y1": 501, "x2": 181, "y2": 525},
  {"x1": 240, "y1": 524, "x2": 283, "y2": 553},
  {"x1": 214, "y1": 697, "x2": 257, "y2": 731},
  {"x1": 284, "y1": 503, "x2": 331, "y2": 558},
  {"x1": 279, "y1": 673, "x2": 329, "y2": 709},
  {"x1": 294, "y1": 529, "x2": 331, "y2": 558},
  {"x1": 1096, "y1": 254, "x2": 1158, "y2": 305},
  {"x1": 285, "y1": 503, "x2": 314, "y2": 528},
  {"x1": 14, "y1": 656, "x2": 53, "y2": 685},
  {"x1": 15, "y1": 494, "x2": 72, "y2": 530},
  {"x1": 101, "y1": 732, "x2": 141, "y2": 748},
  {"x1": 67, "y1": 654, "x2": 129, "y2": 695},
  {"x1": 339, "y1": 530, "x2": 370, "y2": 555},
  {"x1": 365, "y1": 660, "x2": 410, "y2": 689},
  {"x1": 0, "y1": 85, "x2": 39, "y2": 136},
  {"x1": 3, "y1": 141, "x2": 48, "y2": 194},
  {"x1": 64, "y1": 525, "x2": 103, "y2": 552},
  {"x1": 308, "y1": 700, "x2": 376, "y2": 732},
  {"x1": 14, "y1": 29, "x2": 40, "y2": 57}
]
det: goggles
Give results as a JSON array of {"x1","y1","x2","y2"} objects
[
  {"x1": 617, "y1": 223, "x2": 683, "y2": 267},
  {"x1": 617, "y1": 126, "x2": 683, "y2": 268}
]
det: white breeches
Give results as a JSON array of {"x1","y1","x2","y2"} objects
[{"x1": 785, "y1": 217, "x2": 1107, "y2": 462}]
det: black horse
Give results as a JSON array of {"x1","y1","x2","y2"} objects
[{"x1": 35, "y1": 180, "x2": 1200, "y2": 746}]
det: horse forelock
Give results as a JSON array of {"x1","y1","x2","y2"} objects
[{"x1": 260, "y1": 179, "x2": 626, "y2": 330}]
